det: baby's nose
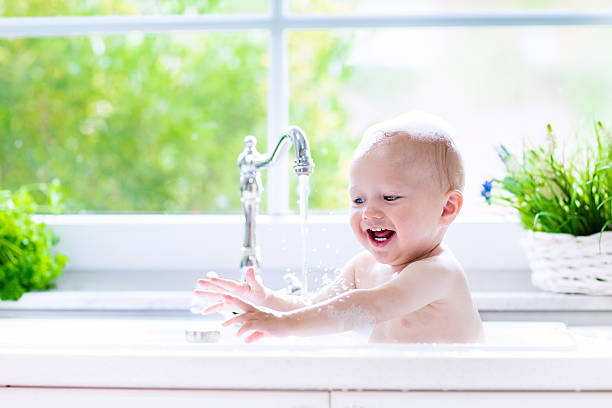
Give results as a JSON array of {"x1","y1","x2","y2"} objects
[{"x1": 363, "y1": 204, "x2": 384, "y2": 219}]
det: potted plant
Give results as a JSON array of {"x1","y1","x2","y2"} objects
[
  {"x1": 0, "y1": 179, "x2": 68, "y2": 301},
  {"x1": 482, "y1": 122, "x2": 611, "y2": 295}
]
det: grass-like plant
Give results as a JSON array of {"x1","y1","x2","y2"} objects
[{"x1": 482, "y1": 121, "x2": 611, "y2": 237}]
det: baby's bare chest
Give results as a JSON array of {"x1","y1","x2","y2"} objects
[{"x1": 370, "y1": 303, "x2": 456, "y2": 343}]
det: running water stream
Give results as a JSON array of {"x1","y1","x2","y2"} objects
[{"x1": 298, "y1": 174, "x2": 310, "y2": 295}]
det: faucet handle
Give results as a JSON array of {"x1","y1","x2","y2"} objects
[
  {"x1": 244, "y1": 135, "x2": 257, "y2": 150},
  {"x1": 238, "y1": 135, "x2": 262, "y2": 171}
]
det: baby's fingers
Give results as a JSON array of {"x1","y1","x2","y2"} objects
[
  {"x1": 193, "y1": 290, "x2": 226, "y2": 300},
  {"x1": 220, "y1": 294, "x2": 255, "y2": 313},
  {"x1": 200, "y1": 302, "x2": 225, "y2": 315},
  {"x1": 201, "y1": 300, "x2": 243, "y2": 315},
  {"x1": 222, "y1": 312, "x2": 250, "y2": 327},
  {"x1": 196, "y1": 280, "x2": 228, "y2": 293},
  {"x1": 236, "y1": 320, "x2": 259, "y2": 337},
  {"x1": 209, "y1": 277, "x2": 244, "y2": 292},
  {"x1": 244, "y1": 330, "x2": 265, "y2": 344},
  {"x1": 245, "y1": 268, "x2": 263, "y2": 288}
]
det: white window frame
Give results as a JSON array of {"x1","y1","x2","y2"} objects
[{"x1": 3, "y1": 2, "x2": 611, "y2": 276}]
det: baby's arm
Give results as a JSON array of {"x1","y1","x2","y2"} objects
[
  {"x1": 256, "y1": 251, "x2": 364, "y2": 311},
  {"x1": 196, "y1": 252, "x2": 362, "y2": 313},
  {"x1": 224, "y1": 259, "x2": 456, "y2": 341}
]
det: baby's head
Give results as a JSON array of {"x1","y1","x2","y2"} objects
[{"x1": 348, "y1": 112, "x2": 464, "y2": 268}]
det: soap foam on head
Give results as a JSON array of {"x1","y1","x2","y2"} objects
[{"x1": 353, "y1": 111, "x2": 465, "y2": 193}]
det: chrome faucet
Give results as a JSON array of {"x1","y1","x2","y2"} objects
[{"x1": 237, "y1": 126, "x2": 315, "y2": 282}]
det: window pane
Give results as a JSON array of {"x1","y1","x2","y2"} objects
[
  {"x1": 0, "y1": 32, "x2": 268, "y2": 212},
  {"x1": 289, "y1": 27, "x2": 612, "y2": 217},
  {"x1": 0, "y1": 0, "x2": 268, "y2": 17},
  {"x1": 288, "y1": 30, "x2": 354, "y2": 212},
  {"x1": 290, "y1": 0, "x2": 612, "y2": 14}
]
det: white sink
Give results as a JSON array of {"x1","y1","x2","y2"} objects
[{"x1": 0, "y1": 319, "x2": 575, "y2": 351}]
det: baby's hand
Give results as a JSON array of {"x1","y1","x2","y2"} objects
[
  {"x1": 194, "y1": 267, "x2": 268, "y2": 310},
  {"x1": 220, "y1": 294, "x2": 290, "y2": 343}
]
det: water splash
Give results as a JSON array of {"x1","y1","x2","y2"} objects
[
  {"x1": 189, "y1": 271, "x2": 218, "y2": 314},
  {"x1": 298, "y1": 174, "x2": 310, "y2": 295}
]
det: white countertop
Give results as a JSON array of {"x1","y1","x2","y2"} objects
[{"x1": 1, "y1": 318, "x2": 612, "y2": 391}]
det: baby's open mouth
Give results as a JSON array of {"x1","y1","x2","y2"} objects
[{"x1": 367, "y1": 228, "x2": 395, "y2": 246}]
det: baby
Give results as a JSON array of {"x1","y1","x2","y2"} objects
[{"x1": 195, "y1": 112, "x2": 484, "y2": 344}]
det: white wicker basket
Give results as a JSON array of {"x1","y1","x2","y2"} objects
[{"x1": 520, "y1": 230, "x2": 612, "y2": 295}]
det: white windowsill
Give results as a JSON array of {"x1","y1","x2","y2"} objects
[
  {"x1": 9, "y1": 214, "x2": 606, "y2": 323},
  {"x1": 35, "y1": 213, "x2": 530, "y2": 273}
]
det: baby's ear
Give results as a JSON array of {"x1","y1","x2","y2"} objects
[{"x1": 440, "y1": 190, "x2": 463, "y2": 225}]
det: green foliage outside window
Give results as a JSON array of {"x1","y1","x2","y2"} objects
[
  {"x1": 0, "y1": 0, "x2": 352, "y2": 212},
  {"x1": 289, "y1": 30, "x2": 355, "y2": 211},
  {"x1": 0, "y1": 0, "x2": 268, "y2": 16}
]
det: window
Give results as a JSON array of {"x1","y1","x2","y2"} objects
[
  {"x1": 1, "y1": 1, "x2": 610, "y2": 278},
  {"x1": 289, "y1": 25, "x2": 612, "y2": 216},
  {"x1": 1, "y1": 32, "x2": 268, "y2": 212},
  {"x1": 3, "y1": 1, "x2": 611, "y2": 215}
]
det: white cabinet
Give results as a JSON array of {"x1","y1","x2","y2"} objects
[
  {"x1": 331, "y1": 391, "x2": 612, "y2": 408},
  {"x1": 0, "y1": 388, "x2": 329, "y2": 408},
  {"x1": 5, "y1": 388, "x2": 612, "y2": 407}
]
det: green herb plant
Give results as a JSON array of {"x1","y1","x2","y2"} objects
[
  {"x1": 482, "y1": 121, "x2": 612, "y2": 237},
  {"x1": 0, "y1": 179, "x2": 68, "y2": 301}
]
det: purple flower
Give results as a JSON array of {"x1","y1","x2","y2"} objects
[
  {"x1": 496, "y1": 145, "x2": 511, "y2": 168},
  {"x1": 481, "y1": 179, "x2": 493, "y2": 204}
]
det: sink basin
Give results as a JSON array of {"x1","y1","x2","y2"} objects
[{"x1": 0, "y1": 319, "x2": 575, "y2": 351}]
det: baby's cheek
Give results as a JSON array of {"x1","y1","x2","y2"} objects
[
  {"x1": 348, "y1": 213, "x2": 362, "y2": 234},
  {"x1": 352, "y1": 227, "x2": 367, "y2": 245},
  {"x1": 349, "y1": 225, "x2": 361, "y2": 241}
]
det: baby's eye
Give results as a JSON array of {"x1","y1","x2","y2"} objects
[
  {"x1": 384, "y1": 195, "x2": 399, "y2": 201},
  {"x1": 353, "y1": 197, "x2": 364, "y2": 204}
]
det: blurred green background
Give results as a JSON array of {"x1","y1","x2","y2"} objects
[
  {"x1": 2, "y1": 0, "x2": 611, "y2": 215},
  {"x1": 0, "y1": 0, "x2": 353, "y2": 213}
]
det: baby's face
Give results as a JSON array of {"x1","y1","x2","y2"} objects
[{"x1": 348, "y1": 142, "x2": 447, "y2": 268}]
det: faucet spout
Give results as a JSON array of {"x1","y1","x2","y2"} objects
[
  {"x1": 237, "y1": 126, "x2": 315, "y2": 280},
  {"x1": 283, "y1": 126, "x2": 315, "y2": 176},
  {"x1": 254, "y1": 126, "x2": 315, "y2": 176}
]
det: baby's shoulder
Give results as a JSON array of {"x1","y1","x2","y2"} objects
[
  {"x1": 405, "y1": 246, "x2": 464, "y2": 280},
  {"x1": 351, "y1": 251, "x2": 386, "y2": 286},
  {"x1": 351, "y1": 250, "x2": 378, "y2": 270}
]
